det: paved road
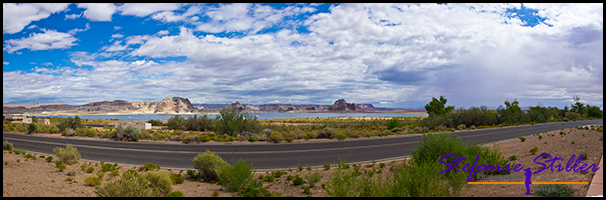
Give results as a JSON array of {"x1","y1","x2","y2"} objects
[{"x1": 3, "y1": 119, "x2": 602, "y2": 171}]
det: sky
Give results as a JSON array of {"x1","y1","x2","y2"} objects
[{"x1": 2, "y1": 3, "x2": 603, "y2": 109}]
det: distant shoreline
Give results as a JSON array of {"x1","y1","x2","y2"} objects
[{"x1": 10, "y1": 110, "x2": 426, "y2": 116}]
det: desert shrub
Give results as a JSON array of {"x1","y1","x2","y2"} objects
[
  {"x1": 538, "y1": 135, "x2": 542, "y2": 140},
  {"x1": 287, "y1": 175, "x2": 294, "y2": 181},
  {"x1": 456, "y1": 124, "x2": 466, "y2": 130},
  {"x1": 45, "y1": 156, "x2": 53, "y2": 162},
  {"x1": 518, "y1": 136, "x2": 526, "y2": 142},
  {"x1": 565, "y1": 112, "x2": 580, "y2": 121},
  {"x1": 108, "y1": 170, "x2": 119, "y2": 178},
  {"x1": 143, "y1": 162, "x2": 161, "y2": 171},
  {"x1": 579, "y1": 149, "x2": 589, "y2": 160},
  {"x1": 56, "y1": 162, "x2": 67, "y2": 171},
  {"x1": 186, "y1": 169, "x2": 197, "y2": 180},
  {"x1": 304, "y1": 186, "x2": 312, "y2": 195},
  {"x1": 86, "y1": 167, "x2": 95, "y2": 173},
  {"x1": 298, "y1": 165, "x2": 304, "y2": 172},
  {"x1": 146, "y1": 119, "x2": 165, "y2": 126},
  {"x1": 192, "y1": 150, "x2": 230, "y2": 182},
  {"x1": 215, "y1": 109, "x2": 261, "y2": 137},
  {"x1": 530, "y1": 146, "x2": 538, "y2": 155},
  {"x1": 304, "y1": 171, "x2": 323, "y2": 188},
  {"x1": 27, "y1": 123, "x2": 37, "y2": 134},
  {"x1": 263, "y1": 174, "x2": 275, "y2": 182},
  {"x1": 94, "y1": 170, "x2": 158, "y2": 197},
  {"x1": 67, "y1": 171, "x2": 77, "y2": 176},
  {"x1": 165, "y1": 191, "x2": 184, "y2": 197},
  {"x1": 3, "y1": 141, "x2": 14, "y2": 150},
  {"x1": 199, "y1": 135, "x2": 212, "y2": 142},
  {"x1": 212, "y1": 190, "x2": 220, "y2": 196},
  {"x1": 324, "y1": 164, "x2": 331, "y2": 170},
  {"x1": 85, "y1": 176, "x2": 102, "y2": 187},
  {"x1": 170, "y1": 173, "x2": 184, "y2": 184},
  {"x1": 272, "y1": 170, "x2": 284, "y2": 178},
  {"x1": 52, "y1": 144, "x2": 81, "y2": 165},
  {"x1": 101, "y1": 163, "x2": 114, "y2": 172},
  {"x1": 293, "y1": 177, "x2": 305, "y2": 186},
  {"x1": 97, "y1": 170, "x2": 105, "y2": 179},
  {"x1": 284, "y1": 137, "x2": 294, "y2": 143},
  {"x1": 267, "y1": 133, "x2": 283, "y2": 143},
  {"x1": 509, "y1": 155, "x2": 517, "y2": 161},
  {"x1": 317, "y1": 127, "x2": 338, "y2": 139},
  {"x1": 337, "y1": 133, "x2": 347, "y2": 140},
  {"x1": 144, "y1": 170, "x2": 173, "y2": 196},
  {"x1": 219, "y1": 159, "x2": 255, "y2": 193},
  {"x1": 533, "y1": 184, "x2": 576, "y2": 197},
  {"x1": 113, "y1": 123, "x2": 141, "y2": 141}
]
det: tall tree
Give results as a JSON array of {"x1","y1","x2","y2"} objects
[{"x1": 424, "y1": 96, "x2": 455, "y2": 117}]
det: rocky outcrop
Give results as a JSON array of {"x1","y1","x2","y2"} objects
[
  {"x1": 155, "y1": 97, "x2": 196, "y2": 113},
  {"x1": 357, "y1": 104, "x2": 379, "y2": 112},
  {"x1": 221, "y1": 101, "x2": 255, "y2": 114},
  {"x1": 328, "y1": 99, "x2": 364, "y2": 112},
  {"x1": 295, "y1": 105, "x2": 319, "y2": 112},
  {"x1": 77, "y1": 100, "x2": 136, "y2": 112},
  {"x1": 258, "y1": 104, "x2": 294, "y2": 112}
]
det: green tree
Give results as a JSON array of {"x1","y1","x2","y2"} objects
[
  {"x1": 27, "y1": 123, "x2": 37, "y2": 134},
  {"x1": 424, "y1": 96, "x2": 455, "y2": 117},
  {"x1": 570, "y1": 96, "x2": 586, "y2": 117}
]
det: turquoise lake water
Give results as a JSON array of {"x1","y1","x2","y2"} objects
[{"x1": 33, "y1": 112, "x2": 427, "y2": 121}]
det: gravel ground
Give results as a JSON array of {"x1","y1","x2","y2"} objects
[{"x1": 3, "y1": 125, "x2": 602, "y2": 197}]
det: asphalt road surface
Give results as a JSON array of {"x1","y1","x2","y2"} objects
[{"x1": 3, "y1": 119, "x2": 602, "y2": 171}]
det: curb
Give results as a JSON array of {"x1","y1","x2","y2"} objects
[{"x1": 586, "y1": 155, "x2": 603, "y2": 197}]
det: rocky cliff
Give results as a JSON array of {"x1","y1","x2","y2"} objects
[
  {"x1": 221, "y1": 101, "x2": 256, "y2": 114},
  {"x1": 154, "y1": 97, "x2": 196, "y2": 113},
  {"x1": 328, "y1": 99, "x2": 364, "y2": 112},
  {"x1": 258, "y1": 104, "x2": 295, "y2": 112}
]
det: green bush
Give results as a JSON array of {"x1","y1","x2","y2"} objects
[
  {"x1": 144, "y1": 170, "x2": 173, "y2": 196},
  {"x1": 293, "y1": 177, "x2": 305, "y2": 186},
  {"x1": 337, "y1": 133, "x2": 347, "y2": 140},
  {"x1": 530, "y1": 146, "x2": 538, "y2": 155},
  {"x1": 94, "y1": 170, "x2": 158, "y2": 197},
  {"x1": 97, "y1": 171, "x2": 105, "y2": 179},
  {"x1": 304, "y1": 171, "x2": 323, "y2": 188},
  {"x1": 56, "y1": 163, "x2": 67, "y2": 171},
  {"x1": 192, "y1": 150, "x2": 230, "y2": 182},
  {"x1": 517, "y1": 136, "x2": 526, "y2": 142},
  {"x1": 579, "y1": 149, "x2": 589, "y2": 160},
  {"x1": 272, "y1": 170, "x2": 284, "y2": 178},
  {"x1": 186, "y1": 169, "x2": 197, "y2": 180},
  {"x1": 112, "y1": 123, "x2": 141, "y2": 141},
  {"x1": 85, "y1": 176, "x2": 102, "y2": 187},
  {"x1": 304, "y1": 186, "x2": 312, "y2": 195},
  {"x1": 268, "y1": 133, "x2": 283, "y2": 143},
  {"x1": 3, "y1": 141, "x2": 13, "y2": 150},
  {"x1": 219, "y1": 159, "x2": 255, "y2": 193},
  {"x1": 323, "y1": 164, "x2": 331, "y2": 170},
  {"x1": 101, "y1": 163, "x2": 114, "y2": 172},
  {"x1": 86, "y1": 167, "x2": 95, "y2": 173},
  {"x1": 263, "y1": 174, "x2": 275, "y2": 182},
  {"x1": 215, "y1": 109, "x2": 261, "y2": 137},
  {"x1": 46, "y1": 156, "x2": 53, "y2": 162},
  {"x1": 287, "y1": 175, "x2": 294, "y2": 181},
  {"x1": 509, "y1": 155, "x2": 517, "y2": 161},
  {"x1": 212, "y1": 191, "x2": 220, "y2": 196},
  {"x1": 165, "y1": 191, "x2": 184, "y2": 197},
  {"x1": 143, "y1": 162, "x2": 161, "y2": 171},
  {"x1": 52, "y1": 144, "x2": 81, "y2": 165},
  {"x1": 170, "y1": 173, "x2": 184, "y2": 184},
  {"x1": 533, "y1": 184, "x2": 576, "y2": 197},
  {"x1": 316, "y1": 127, "x2": 338, "y2": 139},
  {"x1": 27, "y1": 123, "x2": 37, "y2": 134}
]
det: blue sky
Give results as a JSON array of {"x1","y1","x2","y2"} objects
[{"x1": 3, "y1": 3, "x2": 603, "y2": 109}]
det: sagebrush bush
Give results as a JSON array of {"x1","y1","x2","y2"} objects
[
  {"x1": 293, "y1": 177, "x2": 305, "y2": 186},
  {"x1": 165, "y1": 191, "x2": 184, "y2": 197},
  {"x1": 113, "y1": 123, "x2": 141, "y2": 141},
  {"x1": 52, "y1": 144, "x2": 81, "y2": 165},
  {"x1": 85, "y1": 176, "x2": 102, "y2": 186},
  {"x1": 3, "y1": 141, "x2": 13, "y2": 150},
  {"x1": 304, "y1": 171, "x2": 323, "y2": 188},
  {"x1": 94, "y1": 170, "x2": 158, "y2": 197},
  {"x1": 144, "y1": 170, "x2": 173, "y2": 196},
  {"x1": 192, "y1": 150, "x2": 230, "y2": 182},
  {"x1": 219, "y1": 159, "x2": 255, "y2": 193}
]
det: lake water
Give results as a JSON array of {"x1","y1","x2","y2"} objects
[{"x1": 33, "y1": 112, "x2": 427, "y2": 121}]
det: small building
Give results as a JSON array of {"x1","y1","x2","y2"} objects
[
  {"x1": 36, "y1": 119, "x2": 50, "y2": 125},
  {"x1": 114, "y1": 122, "x2": 151, "y2": 130},
  {"x1": 3, "y1": 115, "x2": 32, "y2": 124}
]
